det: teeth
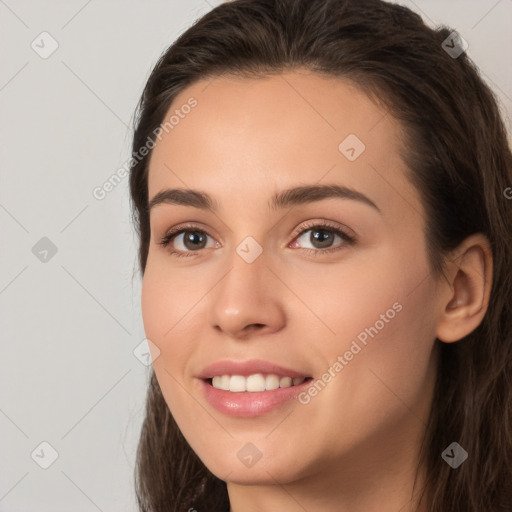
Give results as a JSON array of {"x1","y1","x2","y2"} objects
[{"x1": 211, "y1": 373, "x2": 307, "y2": 392}]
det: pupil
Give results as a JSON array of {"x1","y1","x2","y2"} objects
[
  {"x1": 312, "y1": 229, "x2": 333, "y2": 248},
  {"x1": 184, "y1": 231, "x2": 206, "y2": 250}
]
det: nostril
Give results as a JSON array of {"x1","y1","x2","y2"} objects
[{"x1": 248, "y1": 323, "x2": 265, "y2": 331}]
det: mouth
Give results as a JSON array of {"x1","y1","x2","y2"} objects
[
  {"x1": 200, "y1": 374, "x2": 315, "y2": 417},
  {"x1": 204, "y1": 374, "x2": 314, "y2": 393},
  {"x1": 197, "y1": 359, "x2": 314, "y2": 415}
]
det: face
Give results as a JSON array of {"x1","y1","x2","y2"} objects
[{"x1": 141, "y1": 70, "x2": 440, "y2": 489}]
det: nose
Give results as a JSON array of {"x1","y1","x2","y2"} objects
[{"x1": 207, "y1": 248, "x2": 286, "y2": 339}]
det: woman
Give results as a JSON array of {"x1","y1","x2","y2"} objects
[{"x1": 128, "y1": 0, "x2": 512, "y2": 510}]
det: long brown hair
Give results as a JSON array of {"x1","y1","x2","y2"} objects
[{"x1": 129, "y1": 0, "x2": 512, "y2": 510}]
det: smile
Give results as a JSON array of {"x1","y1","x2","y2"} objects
[{"x1": 209, "y1": 373, "x2": 311, "y2": 392}]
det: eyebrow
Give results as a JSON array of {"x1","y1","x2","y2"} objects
[{"x1": 147, "y1": 184, "x2": 381, "y2": 214}]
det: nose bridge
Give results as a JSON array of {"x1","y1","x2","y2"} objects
[{"x1": 208, "y1": 239, "x2": 286, "y2": 336}]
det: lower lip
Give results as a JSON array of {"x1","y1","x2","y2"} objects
[{"x1": 199, "y1": 378, "x2": 313, "y2": 417}]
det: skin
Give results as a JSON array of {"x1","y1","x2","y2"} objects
[{"x1": 141, "y1": 70, "x2": 492, "y2": 512}]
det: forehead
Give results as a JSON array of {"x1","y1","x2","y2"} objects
[{"x1": 147, "y1": 70, "x2": 422, "y2": 219}]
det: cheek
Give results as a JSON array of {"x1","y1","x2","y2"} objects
[
  {"x1": 141, "y1": 253, "x2": 196, "y2": 340},
  {"x1": 141, "y1": 261, "x2": 197, "y2": 374},
  {"x1": 141, "y1": 265, "x2": 201, "y2": 424},
  {"x1": 141, "y1": 267, "x2": 167, "y2": 345},
  {"x1": 289, "y1": 242, "x2": 437, "y2": 403},
  {"x1": 284, "y1": 250, "x2": 407, "y2": 352},
  {"x1": 330, "y1": 268, "x2": 437, "y2": 429}
]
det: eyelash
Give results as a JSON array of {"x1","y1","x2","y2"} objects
[{"x1": 157, "y1": 220, "x2": 356, "y2": 259}]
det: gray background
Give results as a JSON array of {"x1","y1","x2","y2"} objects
[{"x1": 1, "y1": 1, "x2": 510, "y2": 510}]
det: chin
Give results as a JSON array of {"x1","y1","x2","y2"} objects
[{"x1": 203, "y1": 450, "x2": 307, "y2": 486}]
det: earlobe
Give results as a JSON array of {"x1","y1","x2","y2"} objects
[{"x1": 435, "y1": 233, "x2": 493, "y2": 343}]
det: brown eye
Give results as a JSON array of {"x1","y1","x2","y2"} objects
[
  {"x1": 178, "y1": 230, "x2": 209, "y2": 251},
  {"x1": 291, "y1": 222, "x2": 355, "y2": 256},
  {"x1": 158, "y1": 225, "x2": 217, "y2": 258}
]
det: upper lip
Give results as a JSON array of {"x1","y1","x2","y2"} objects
[{"x1": 197, "y1": 359, "x2": 311, "y2": 379}]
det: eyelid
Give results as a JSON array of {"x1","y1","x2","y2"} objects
[
  {"x1": 161, "y1": 221, "x2": 212, "y2": 239},
  {"x1": 287, "y1": 219, "x2": 356, "y2": 245}
]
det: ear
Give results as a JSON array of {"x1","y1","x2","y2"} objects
[{"x1": 435, "y1": 233, "x2": 493, "y2": 343}]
